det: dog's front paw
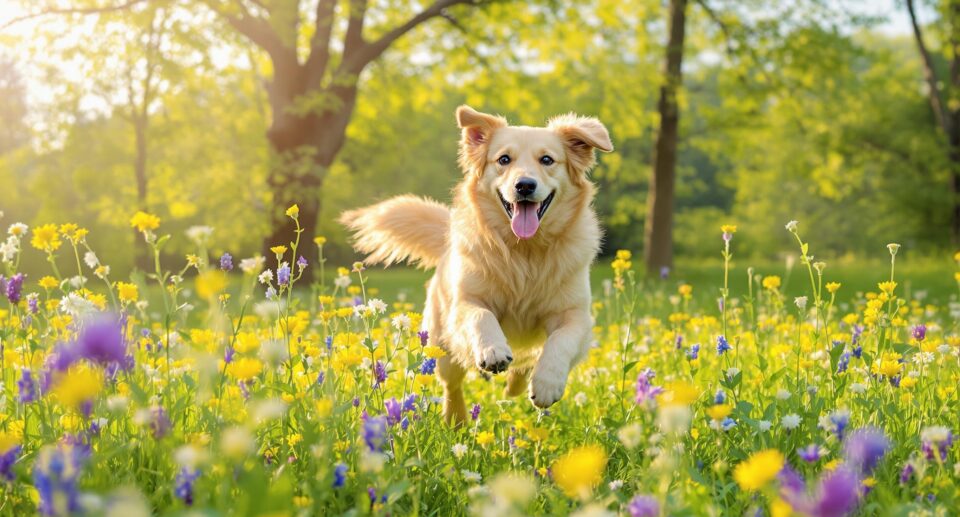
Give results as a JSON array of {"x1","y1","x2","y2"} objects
[
  {"x1": 529, "y1": 370, "x2": 567, "y2": 408},
  {"x1": 476, "y1": 343, "x2": 513, "y2": 374}
]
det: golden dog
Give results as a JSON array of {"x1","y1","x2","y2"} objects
[{"x1": 340, "y1": 106, "x2": 612, "y2": 422}]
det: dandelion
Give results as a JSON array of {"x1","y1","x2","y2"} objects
[
  {"x1": 733, "y1": 449, "x2": 784, "y2": 491},
  {"x1": 129, "y1": 211, "x2": 160, "y2": 233},
  {"x1": 270, "y1": 245, "x2": 287, "y2": 257},
  {"x1": 227, "y1": 357, "x2": 263, "y2": 381},
  {"x1": 552, "y1": 445, "x2": 607, "y2": 499}
]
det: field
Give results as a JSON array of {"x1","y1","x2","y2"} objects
[{"x1": 1, "y1": 212, "x2": 959, "y2": 516}]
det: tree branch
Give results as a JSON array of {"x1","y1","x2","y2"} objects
[
  {"x1": 340, "y1": 0, "x2": 477, "y2": 73},
  {"x1": 693, "y1": 0, "x2": 735, "y2": 58},
  {"x1": 1, "y1": 0, "x2": 150, "y2": 30},
  {"x1": 304, "y1": 0, "x2": 337, "y2": 86},
  {"x1": 907, "y1": 0, "x2": 949, "y2": 133},
  {"x1": 201, "y1": 0, "x2": 285, "y2": 58}
]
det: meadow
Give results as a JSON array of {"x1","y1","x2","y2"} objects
[{"x1": 0, "y1": 209, "x2": 958, "y2": 516}]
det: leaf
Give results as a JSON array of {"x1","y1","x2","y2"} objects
[{"x1": 623, "y1": 360, "x2": 638, "y2": 374}]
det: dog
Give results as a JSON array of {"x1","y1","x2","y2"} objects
[{"x1": 340, "y1": 105, "x2": 613, "y2": 423}]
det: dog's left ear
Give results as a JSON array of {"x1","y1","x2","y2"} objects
[{"x1": 548, "y1": 114, "x2": 614, "y2": 178}]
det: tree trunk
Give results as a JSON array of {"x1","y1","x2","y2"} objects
[
  {"x1": 644, "y1": 0, "x2": 687, "y2": 276},
  {"x1": 133, "y1": 117, "x2": 152, "y2": 271}
]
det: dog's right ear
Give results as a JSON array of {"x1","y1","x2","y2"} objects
[{"x1": 456, "y1": 105, "x2": 507, "y2": 173}]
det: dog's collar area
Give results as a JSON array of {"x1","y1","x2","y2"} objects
[{"x1": 497, "y1": 190, "x2": 556, "y2": 221}]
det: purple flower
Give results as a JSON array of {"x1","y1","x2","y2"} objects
[
  {"x1": 635, "y1": 368, "x2": 663, "y2": 407},
  {"x1": 921, "y1": 426, "x2": 954, "y2": 461},
  {"x1": 297, "y1": 255, "x2": 308, "y2": 270},
  {"x1": 722, "y1": 231, "x2": 733, "y2": 243},
  {"x1": 333, "y1": 463, "x2": 347, "y2": 488},
  {"x1": 843, "y1": 427, "x2": 889, "y2": 474},
  {"x1": 721, "y1": 417, "x2": 736, "y2": 431},
  {"x1": 373, "y1": 360, "x2": 387, "y2": 388},
  {"x1": 837, "y1": 351, "x2": 850, "y2": 374},
  {"x1": 420, "y1": 357, "x2": 436, "y2": 375},
  {"x1": 912, "y1": 324, "x2": 926, "y2": 342},
  {"x1": 628, "y1": 495, "x2": 659, "y2": 517},
  {"x1": 17, "y1": 369, "x2": 35, "y2": 404},
  {"x1": 219, "y1": 252, "x2": 233, "y2": 271},
  {"x1": 33, "y1": 443, "x2": 89, "y2": 516},
  {"x1": 781, "y1": 466, "x2": 862, "y2": 517},
  {"x1": 224, "y1": 345, "x2": 235, "y2": 364},
  {"x1": 687, "y1": 343, "x2": 700, "y2": 360},
  {"x1": 277, "y1": 263, "x2": 291, "y2": 286},
  {"x1": 417, "y1": 330, "x2": 429, "y2": 346},
  {"x1": 714, "y1": 389, "x2": 726, "y2": 405},
  {"x1": 825, "y1": 410, "x2": 850, "y2": 441},
  {"x1": 402, "y1": 394, "x2": 417, "y2": 413},
  {"x1": 660, "y1": 266, "x2": 670, "y2": 279},
  {"x1": 75, "y1": 316, "x2": 128, "y2": 368},
  {"x1": 385, "y1": 398, "x2": 403, "y2": 426},
  {"x1": 5, "y1": 273, "x2": 24, "y2": 304},
  {"x1": 716, "y1": 335, "x2": 731, "y2": 355},
  {"x1": 174, "y1": 467, "x2": 200, "y2": 506},
  {"x1": 151, "y1": 407, "x2": 172, "y2": 439},
  {"x1": 324, "y1": 335, "x2": 333, "y2": 350},
  {"x1": 362, "y1": 415, "x2": 388, "y2": 452},
  {"x1": 470, "y1": 403, "x2": 481, "y2": 421},
  {"x1": 899, "y1": 463, "x2": 914, "y2": 484},
  {"x1": 0, "y1": 444, "x2": 21, "y2": 481},
  {"x1": 27, "y1": 295, "x2": 38, "y2": 314},
  {"x1": 799, "y1": 444, "x2": 821, "y2": 462}
]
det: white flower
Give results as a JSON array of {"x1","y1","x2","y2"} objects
[
  {"x1": 258, "y1": 270, "x2": 273, "y2": 285},
  {"x1": 921, "y1": 425, "x2": 952, "y2": 444},
  {"x1": 776, "y1": 389, "x2": 791, "y2": 400},
  {"x1": 250, "y1": 398, "x2": 288, "y2": 424},
  {"x1": 608, "y1": 480, "x2": 623, "y2": 491},
  {"x1": 758, "y1": 420, "x2": 772, "y2": 432},
  {"x1": 726, "y1": 367, "x2": 740, "y2": 378},
  {"x1": 850, "y1": 383, "x2": 867, "y2": 394},
  {"x1": 794, "y1": 296, "x2": 808, "y2": 310},
  {"x1": 617, "y1": 422, "x2": 643, "y2": 449},
  {"x1": 452, "y1": 443, "x2": 468, "y2": 459},
  {"x1": 174, "y1": 444, "x2": 209, "y2": 468},
  {"x1": 657, "y1": 405, "x2": 691, "y2": 435},
  {"x1": 462, "y1": 470, "x2": 482, "y2": 483},
  {"x1": 59, "y1": 292, "x2": 96, "y2": 317},
  {"x1": 185, "y1": 225, "x2": 214, "y2": 245},
  {"x1": 571, "y1": 504, "x2": 615, "y2": 517},
  {"x1": 391, "y1": 313, "x2": 411, "y2": 331},
  {"x1": 573, "y1": 391, "x2": 588, "y2": 406},
  {"x1": 359, "y1": 450, "x2": 386, "y2": 473},
  {"x1": 887, "y1": 243, "x2": 901, "y2": 256},
  {"x1": 785, "y1": 220, "x2": 799, "y2": 232},
  {"x1": 106, "y1": 395, "x2": 129, "y2": 412},
  {"x1": 782, "y1": 414, "x2": 801, "y2": 430},
  {"x1": 7, "y1": 223, "x2": 28, "y2": 236},
  {"x1": 220, "y1": 426, "x2": 255, "y2": 459},
  {"x1": 83, "y1": 251, "x2": 100, "y2": 268},
  {"x1": 368, "y1": 298, "x2": 387, "y2": 315},
  {"x1": 488, "y1": 473, "x2": 536, "y2": 504},
  {"x1": 938, "y1": 344, "x2": 952, "y2": 355},
  {"x1": 239, "y1": 256, "x2": 265, "y2": 274},
  {"x1": 0, "y1": 236, "x2": 19, "y2": 262},
  {"x1": 334, "y1": 275, "x2": 352, "y2": 288}
]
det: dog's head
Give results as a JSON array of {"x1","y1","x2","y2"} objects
[{"x1": 456, "y1": 105, "x2": 613, "y2": 240}]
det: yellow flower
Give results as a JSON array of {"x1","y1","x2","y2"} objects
[
  {"x1": 129, "y1": 211, "x2": 160, "y2": 233},
  {"x1": 38, "y1": 276, "x2": 58, "y2": 289},
  {"x1": 657, "y1": 381, "x2": 699, "y2": 407},
  {"x1": 721, "y1": 224, "x2": 737, "y2": 234},
  {"x1": 286, "y1": 204, "x2": 300, "y2": 218},
  {"x1": 51, "y1": 365, "x2": 103, "y2": 409},
  {"x1": 552, "y1": 445, "x2": 607, "y2": 498},
  {"x1": 678, "y1": 284, "x2": 693, "y2": 297},
  {"x1": 270, "y1": 245, "x2": 287, "y2": 256},
  {"x1": 762, "y1": 276, "x2": 781, "y2": 290},
  {"x1": 31, "y1": 224, "x2": 61, "y2": 252},
  {"x1": 196, "y1": 270, "x2": 227, "y2": 299},
  {"x1": 476, "y1": 431, "x2": 495, "y2": 446},
  {"x1": 954, "y1": 251, "x2": 960, "y2": 262},
  {"x1": 227, "y1": 357, "x2": 263, "y2": 381},
  {"x1": 0, "y1": 431, "x2": 20, "y2": 453},
  {"x1": 528, "y1": 427, "x2": 550, "y2": 442},
  {"x1": 314, "y1": 236, "x2": 327, "y2": 246},
  {"x1": 826, "y1": 282, "x2": 841, "y2": 294},
  {"x1": 706, "y1": 404, "x2": 733, "y2": 421},
  {"x1": 316, "y1": 398, "x2": 334, "y2": 418},
  {"x1": 117, "y1": 282, "x2": 138, "y2": 303},
  {"x1": 423, "y1": 345, "x2": 447, "y2": 358},
  {"x1": 900, "y1": 377, "x2": 918, "y2": 389},
  {"x1": 734, "y1": 449, "x2": 785, "y2": 491},
  {"x1": 616, "y1": 250, "x2": 632, "y2": 260},
  {"x1": 878, "y1": 281, "x2": 897, "y2": 295},
  {"x1": 414, "y1": 373, "x2": 434, "y2": 388}
]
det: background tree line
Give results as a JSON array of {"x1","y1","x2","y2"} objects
[{"x1": 0, "y1": 0, "x2": 954, "y2": 277}]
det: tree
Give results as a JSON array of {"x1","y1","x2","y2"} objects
[
  {"x1": 905, "y1": 0, "x2": 960, "y2": 243},
  {"x1": 198, "y1": 0, "x2": 490, "y2": 273}
]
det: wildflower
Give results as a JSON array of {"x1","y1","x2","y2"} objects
[
  {"x1": 758, "y1": 420, "x2": 772, "y2": 432},
  {"x1": 912, "y1": 324, "x2": 926, "y2": 342},
  {"x1": 574, "y1": 391, "x2": 588, "y2": 406},
  {"x1": 277, "y1": 262, "x2": 291, "y2": 286},
  {"x1": 220, "y1": 426, "x2": 255, "y2": 460},
  {"x1": 877, "y1": 281, "x2": 897, "y2": 295},
  {"x1": 270, "y1": 245, "x2": 287, "y2": 257},
  {"x1": 333, "y1": 463, "x2": 348, "y2": 488},
  {"x1": 362, "y1": 414, "x2": 388, "y2": 452},
  {"x1": 285, "y1": 204, "x2": 299, "y2": 218},
  {"x1": 782, "y1": 414, "x2": 801, "y2": 430},
  {"x1": 920, "y1": 426, "x2": 954, "y2": 461},
  {"x1": 552, "y1": 445, "x2": 607, "y2": 499},
  {"x1": 635, "y1": 369, "x2": 663, "y2": 407},
  {"x1": 297, "y1": 255, "x2": 308, "y2": 270},
  {"x1": 628, "y1": 495, "x2": 659, "y2": 517},
  {"x1": 843, "y1": 427, "x2": 889, "y2": 474},
  {"x1": 617, "y1": 422, "x2": 643, "y2": 449},
  {"x1": 368, "y1": 298, "x2": 388, "y2": 314},
  {"x1": 820, "y1": 410, "x2": 851, "y2": 441},
  {"x1": 887, "y1": 243, "x2": 900, "y2": 256},
  {"x1": 470, "y1": 403, "x2": 481, "y2": 421},
  {"x1": 798, "y1": 444, "x2": 821, "y2": 462},
  {"x1": 129, "y1": 211, "x2": 160, "y2": 233},
  {"x1": 227, "y1": 357, "x2": 263, "y2": 381},
  {"x1": 733, "y1": 449, "x2": 784, "y2": 491},
  {"x1": 837, "y1": 351, "x2": 850, "y2": 374},
  {"x1": 420, "y1": 358, "x2": 437, "y2": 375},
  {"x1": 678, "y1": 284, "x2": 693, "y2": 297},
  {"x1": 781, "y1": 466, "x2": 862, "y2": 517},
  {"x1": 0, "y1": 434, "x2": 20, "y2": 482},
  {"x1": 4, "y1": 273, "x2": 24, "y2": 304},
  {"x1": 795, "y1": 296, "x2": 808, "y2": 310},
  {"x1": 762, "y1": 276, "x2": 781, "y2": 290},
  {"x1": 452, "y1": 443, "x2": 468, "y2": 459},
  {"x1": 258, "y1": 270, "x2": 272, "y2": 285},
  {"x1": 720, "y1": 417, "x2": 737, "y2": 431},
  {"x1": 51, "y1": 365, "x2": 103, "y2": 410},
  {"x1": 219, "y1": 253, "x2": 233, "y2": 271},
  {"x1": 686, "y1": 343, "x2": 700, "y2": 360},
  {"x1": 8, "y1": 222, "x2": 28, "y2": 236},
  {"x1": 174, "y1": 467, "x2": 200, "y2": 506},
  {"x1": 418, "y1": 330, "x2": 430, "y2": 346},
  {"x1": 314, "y1": 236, "x2": 327, "y2": 246},
  {"x1": 373, "y1": 360, "x2": 387, "y2": 387},
  {"x1": 716, "y1": 335, "x2": 731, "y2": 355},
  {"x1": 899, "y1": 463, "x2": 913, "y2": 484},
  {"x1": 720, "y1": 224, "x2": 737, "y2": 242},
  {"x1": 117, "y1": 282, "x2": 138, "y2": 303},
  {"x1": 31, "y1": 224, "x2": 62, "y2": 251},
  {"x1": 706, "y1": 404, "x2": 732, "y2": 421},
  {"x1": 826, "y1": 282, "x2": 841, "y2": 294},
  {"x1": 18, "y1": 369, "x2": 36, "y2": 404},
  {"x1": 714, "y1": 389, "x2": 726, "y2": 405},
  {"x1": 74, "y1": 315, "x2": 128, "y2": 367},
  {"x1": 785, "y1": 220, "x2": 799, "y2": 232},
  {"x1": 33, "y1": 442, "x2": 89, "y2": 516},
  {"x1": 476, "y1": 431, "x2": 494, "y2": 446},
  {"x1": 384, "y1": 398, "x2": 403, "y2": 426}
]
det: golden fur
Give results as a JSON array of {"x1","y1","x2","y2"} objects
[{"x1": 340, "y1": 106, "x2": 613, "y2": 423}]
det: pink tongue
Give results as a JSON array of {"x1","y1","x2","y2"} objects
[{"x1": 510, "y1": 202, "x2": 541, "y2": 239}]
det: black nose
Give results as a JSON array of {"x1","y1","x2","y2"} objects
[{"x1": 515, "y1": 177, "x2": 537, "y2": 197}]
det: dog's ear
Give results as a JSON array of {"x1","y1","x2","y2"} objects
[
  {"x1": 456, "y1": 105, "x2": 507, "y2": 173},
  {"x1": 548, "y1": 114, "x2": 613, "y2": 180}
]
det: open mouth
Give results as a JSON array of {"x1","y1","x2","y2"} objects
[{"x1": 497, "y1": 190, "x2": 555, "y2": 239}]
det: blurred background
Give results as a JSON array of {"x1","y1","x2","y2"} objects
[{"x1": 1, "y1": 0, "x2": 957, "y2": 280}]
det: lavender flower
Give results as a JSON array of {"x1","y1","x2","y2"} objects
[
  {"x1": 420, "y1": 357, "x2": 436, "y2": 375},
  {"x1": 373, "y1": 360, "x2": 387, "y2": 387},
  {"x1": 74, "y1": 316, "x2": 128, "y2": 368},
  {"x1": 899, "y1": 463, "x2": 913, "y2": 484},
  {"x1": 385, "y1": 398, "x2": 403, "y2": 426},
  {"x1": 296, "y1": 255, "x2": 308, "y2": 270},
  {"x1": 277, "y1": 262, "x2": 291, "y2": 286},
  {"x1": 402, "y1": 394, "x2": 417, "y2": 413},
  {"x1": 224, "y1": 345, "x2": 235, "y2": 364},
  {"x1": 810, "y1": 467, "x2": 861, "y2": 517},
  {"x1": 27, "y1": 294, "x2": 38, "y2": 314},
  {"x1": 174, "y1": 467, "x2": 200, "y2": 506},
  {"x1": 687, "y1": 343, "x2": 700, "y2": 360},
  {"x1": 219, "y1": 252, "x2": 233, "y2": 271},
  {"x1": 418, "y1": 330, "x2": 429, "y2": 346},
  {"x1": 628, "y1": 495, "x2": 660, "y2": 517},
  {"x1": 716, "y1": 335, "x2": 731, "y2": 355},
  {"x1": 362, "y1": 415, "x2": 388, "y2": 452},
  {"x1": 33, "y1": 443, "x2": 89, "y2": 516},
  {"x1": 912, "y1": 324, "x2": 926, "y2": 342},
  {"x1": 333, "y1": 463, "x2": 347, "y2": 488},
  {"x1": 151, "y1": 407, "x2": 172, "y2": 439},
  {"x1": 17, "y1": 368, "x2": 35, "y2": 404},
  {"x1": 470, "y1": 403, "x2": 481, "y2": 421},
  {"x1": 0, "y1": 444, "x2": 21, "y2": 482},
  {"x1": 837, "y1": 351, "x2": 850, "y2": 374},
  {"x1": 5, "y1": 273, "x2": 24, "y2": 304},
  {"x1": 799, "y1": 444, "x2": 821, "y2": 463},
  {"x1": 843, "y1": 427, "x2": 890, "y2": 474},
  {"x1": 635, "y1": 368, "x2": 663, "y2": 407},
  {"x1": 920, "y1": 426, "x2": 954, "y2": 461},
  {"x1": 325, "y1": 335, "x2": 333, "y2": 350},
  {"x1": 660, "y1": 266, "x2": 670, "y2": 279},
  {"x1": 714, "y1": 389, "x2": 726, "y2": 405}
]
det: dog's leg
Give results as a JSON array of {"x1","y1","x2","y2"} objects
[
  {"x1": 451, "y1": 300, "x2": 513, "y2": 374},
  {"x1": 505, "y1": 367, "x2": 531, "y2": 397},
  {"x1": 529, "y1": 308, "x2": 592, "y2": 408},
  {"x1": 438, "y1": 355, "x2": 467, "y2": 424}
]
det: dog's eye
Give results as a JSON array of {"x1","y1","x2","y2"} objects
[
  {"x1": 539, "y1": 155, "x2": 554, "y2": 166},
  {"x1": 497, "y1": 155, "x2": 511, "y2": 166}
]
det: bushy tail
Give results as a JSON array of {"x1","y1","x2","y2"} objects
[{"x1": 339, "y1": 195, "x2": 450, "y2": 269}]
